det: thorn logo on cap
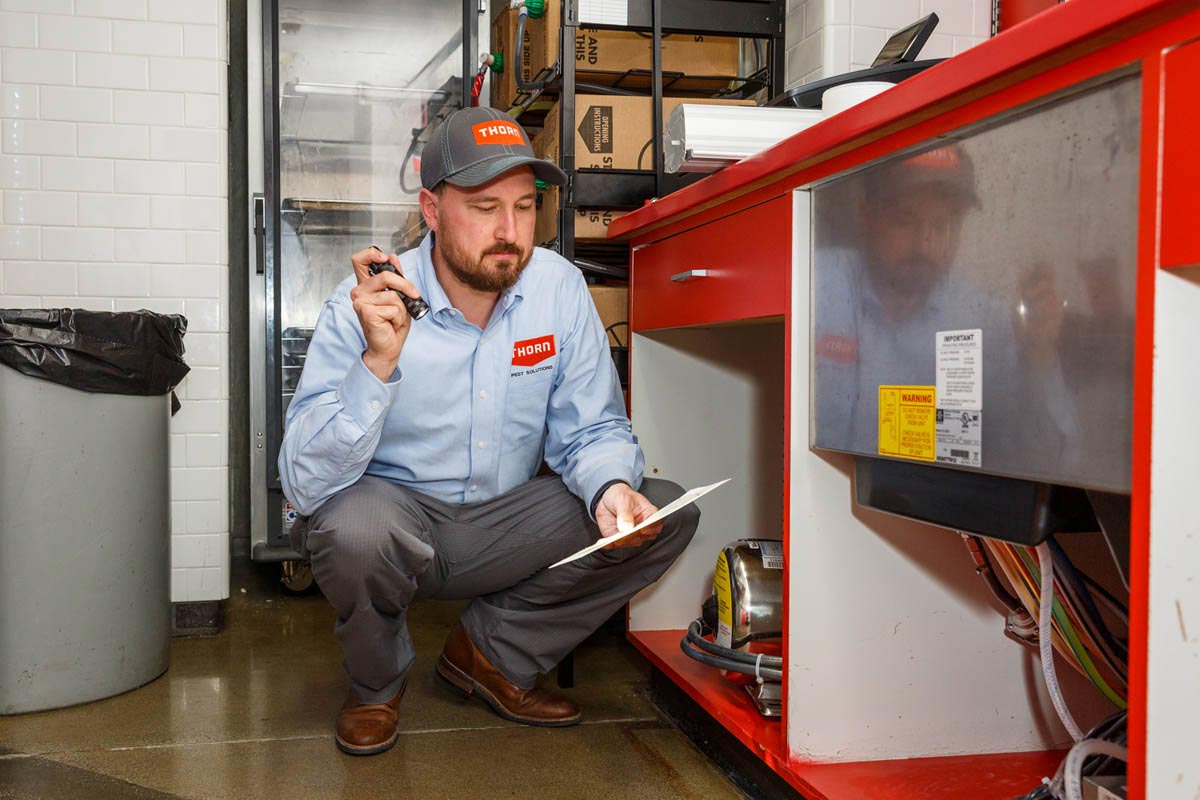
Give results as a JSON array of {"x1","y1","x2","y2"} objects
[{"x1": 472, "y1": 120, "x2": 525, "y2": 146}]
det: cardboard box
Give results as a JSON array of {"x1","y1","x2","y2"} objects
[
  {"x1": 588, "y1": 285, "x2": 628, "y2": 347},
  {"x1": 490, "y1": 4, "x2": 561, "y2": 111},
  {"x1": 574, "y1": 27, "x2": 740, "y2": 85},
  {"x1": 490, "y1": 8, "x2": 741, "y2": 109},
  {"x1": 534, "y1": 185, "x2": 628, "y2": 245},
  {"x1": 535, "y1": 94, "x2": 753, "y2": 171}
]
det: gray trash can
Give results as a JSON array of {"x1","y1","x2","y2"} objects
[{"x1": 0, "y1": 309, "x2": 188, "y2": 715}]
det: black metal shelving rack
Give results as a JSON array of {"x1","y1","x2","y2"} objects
[{"x1": 515, "y1": 0, "x2": 785, "y2": 269}]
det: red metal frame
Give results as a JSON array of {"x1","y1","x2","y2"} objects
[
  {"x1": 1158, "y1": 37, "x2": 1200, "y2": 269},
  {"x1": 632, "y1": 629, "x2": 1068, "y2": 799},
  {"x1": 618, "y1": 2, "x2": 1200, "y2": 797},
  {"x1": 999, "y1": 0, "x2": 1061, "y2": 33}
]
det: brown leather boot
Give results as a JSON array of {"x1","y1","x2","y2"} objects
[
  {"x1": 436, "y1": 622, "x2": 582, "y2": 727},
  {"x1": 335, "y1": 679, "x2": 407, "y2": 756}
]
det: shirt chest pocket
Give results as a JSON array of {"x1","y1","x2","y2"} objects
[{"x1": 501, "y1": 373, "x2": 553, "y2": 451}]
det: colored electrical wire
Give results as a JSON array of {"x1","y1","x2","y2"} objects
[
  {"x1": 1050, "y1": 538, "x2": 1128, "y2": 663},
  {"x1": 1019, "y1": 546, "x2": 1127, "y2": 707}
]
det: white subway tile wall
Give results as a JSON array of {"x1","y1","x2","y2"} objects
[
  {"x1": 785, "y1": 0, "x2": 991, "y2": 89},
  {"x1": 0, "y1": 0, "x2": 230, "y2": 604}
]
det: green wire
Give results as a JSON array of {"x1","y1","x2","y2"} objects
[{"x1": 1017, "y1": 548, "x2": 1128, "y2": 710}]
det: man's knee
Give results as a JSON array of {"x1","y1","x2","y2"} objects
[{"x1": 301, "y1": 477, "x2": 434, "y2": 585}]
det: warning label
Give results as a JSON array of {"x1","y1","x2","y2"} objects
[
  {"x1": 936, "y1": 408, "x2": 982, "y2": 467},
  {"x1": 713, "y1": 551, "x2": 733, "y2": 648},
  {"x1": 878, "y1": 385, "x2": 937, "y2": 462}
]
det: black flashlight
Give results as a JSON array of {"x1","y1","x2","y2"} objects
[{"x1": 367, "y1": 247, "x2": 430, "y2": 321}]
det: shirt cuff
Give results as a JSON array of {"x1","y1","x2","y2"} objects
[
  {"x1": 590, "y1": 478, "x2": 629, "y2": 518},
  {"x1": 339, "y1": 355, "x2": 401, "y2": 431},
  {"x1": 579, "y1": 461, "x2": 636, "y2": 521}
]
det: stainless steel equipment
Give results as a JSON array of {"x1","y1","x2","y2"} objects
[
  {"x1": 683, "y1": 539, "x2": 784, "y2": 717},
  {"x1": 712, "y1": 539, "x2": 784, "y2": 649},
  {"x1": 249, "y1": 0, "x2": 482, "y2": 560},
  {"x1": 809, "y1": 72, "x2": 1140, "y2": 496}
]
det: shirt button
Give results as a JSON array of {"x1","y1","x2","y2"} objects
[
  {"x1": 469, "y1": 485, "x2": 478, "y2": 492},
  {"x1": 369, "y1": 400, "x2": 380, "y2": 410},
  {"x1": 479, "y1": 390, "x2": 488, "y2": 399},
  {"x1": 478, "y1": 441, "x2": 487, "y2": 448}
]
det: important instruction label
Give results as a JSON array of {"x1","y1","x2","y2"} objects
[
  {"x1": 878, "y1": 385, "x2": 937, "y2": 462},
  {"x1": 936, "y1": 409, "x2": 982, "y2": 467},
  {"x1": 935, "y1": 329, "x2": 982, "y2": 411}
]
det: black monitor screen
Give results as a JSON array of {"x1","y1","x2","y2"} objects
[{"x1": 871, "y1": 13, "x2": 939, "y2": 67}]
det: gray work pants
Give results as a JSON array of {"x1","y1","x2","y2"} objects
[{"x1": 290, "y1": 475, "x2": 698, "y2": 704}]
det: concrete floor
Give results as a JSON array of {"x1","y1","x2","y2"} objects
[{"x1": 0, "y1": 565, "x2": 745, "y2": 800}]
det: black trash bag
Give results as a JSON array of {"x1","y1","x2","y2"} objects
[{"x1": 0, "y1": 308, "x2": 190, "y2": 413}]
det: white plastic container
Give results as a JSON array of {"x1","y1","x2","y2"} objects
[{"x1": 664, "y1": 104, "x2": 825, "y2": 173}]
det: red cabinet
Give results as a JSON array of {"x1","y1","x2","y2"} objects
[{"x1": 630, "y1": 196, "x2": 792, "y2": 331}]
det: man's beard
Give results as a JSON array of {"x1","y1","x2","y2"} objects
[{"x1": 438, "y1": 233, "x2": 531, "y2": 293}]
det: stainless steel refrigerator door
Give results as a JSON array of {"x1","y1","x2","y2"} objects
[
  {"x1": 810, "y1": 71, "x2": 1140, "y2": 494},
  {"x1": 253, "y1": 0, "x2": 477, "y2": 556}
]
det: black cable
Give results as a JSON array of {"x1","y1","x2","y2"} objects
[
  {"x1": 605, "y1": 322, "x2": 628, "y2": 348},
  {"x1": 1010, "y1": 712, "x2": 1128, "y2": 800},
  {"x1": 679, "y1": 621, "x2": 783, "y2": 681},
  {"x1": 1049, "y1": 538, "x2": 1129, "y2": 664},
  {"x1": 398, "y1": 128, "x2": 423, "y2": 194},
  {"x1": 1079, "y1": 570, "x2": 1129, "y2": 623},
  {"x1": 680, "y1": 636, "x2": 784, "y2": 682},
  {"x1": 686, "y1": 622, "x2": 782, "y2": 668}
]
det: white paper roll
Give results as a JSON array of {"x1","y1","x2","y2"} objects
[{"x1": 821, "y1": 81, "x2": 895, "y2": 117}]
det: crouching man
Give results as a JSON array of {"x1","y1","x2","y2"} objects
[{"x1": 280, "y1": 107, "x2": 699, "y2": 755}]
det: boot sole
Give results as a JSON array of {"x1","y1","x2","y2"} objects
[
  {"x1": 436, "y1": 655, "x2": 582, "y2": 728},
  {"x1": 335, "y1": 729, "x2": 399, "y2": 756}
]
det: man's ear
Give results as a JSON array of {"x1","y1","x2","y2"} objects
[{"x1": 418, "y1": 187, "x2": 440, "y2": 233}]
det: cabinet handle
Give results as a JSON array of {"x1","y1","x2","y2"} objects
[{"x1": 670, "y1": 269, "x2": 709, "y2": 282}]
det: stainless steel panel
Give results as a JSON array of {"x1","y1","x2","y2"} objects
[{"x1": 810, "y1": 73, "x2": 1140, "y2": 493}]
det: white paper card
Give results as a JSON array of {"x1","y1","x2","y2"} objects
[
  {"x1": 548, "y1": 478, "x2": 731, "y2": 568},
  {"x1": 935, "y1": 329, "x2": 982, "y2": 411},
  {"x1": 579, "y1": 0, "x2": 628, "y2": 26}
]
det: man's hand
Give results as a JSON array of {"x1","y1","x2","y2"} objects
[
  {"x1": 595, "y1": 483, "x2": 662, "y2": 548},
  {"x1": 349, "y1": 246, "x2": 422, "y2": 381}
]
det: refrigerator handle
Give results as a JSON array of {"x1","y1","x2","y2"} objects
[{"x1": 253, "y1": 194, "x2": 265, "y2": 275}]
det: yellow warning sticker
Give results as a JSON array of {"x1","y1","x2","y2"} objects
[
  {"x1": 878, "y1": 385, "x2": 937, "y2": 462},
  {"x1": 713, "y1": 551, "x2": 734, "y2": 648}
]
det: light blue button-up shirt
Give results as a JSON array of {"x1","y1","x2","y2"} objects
[{"x1": 278, "y1": 233, "x2": 643, "y2": 517}]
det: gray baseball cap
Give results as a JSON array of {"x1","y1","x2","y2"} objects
[{"x1": 420, "y1": 106, "x2": 567, "y2": 190}]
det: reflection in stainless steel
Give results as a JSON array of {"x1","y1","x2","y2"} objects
[{"x1": 810, "y1": 73, "x2": 1140, "y2": 493}]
